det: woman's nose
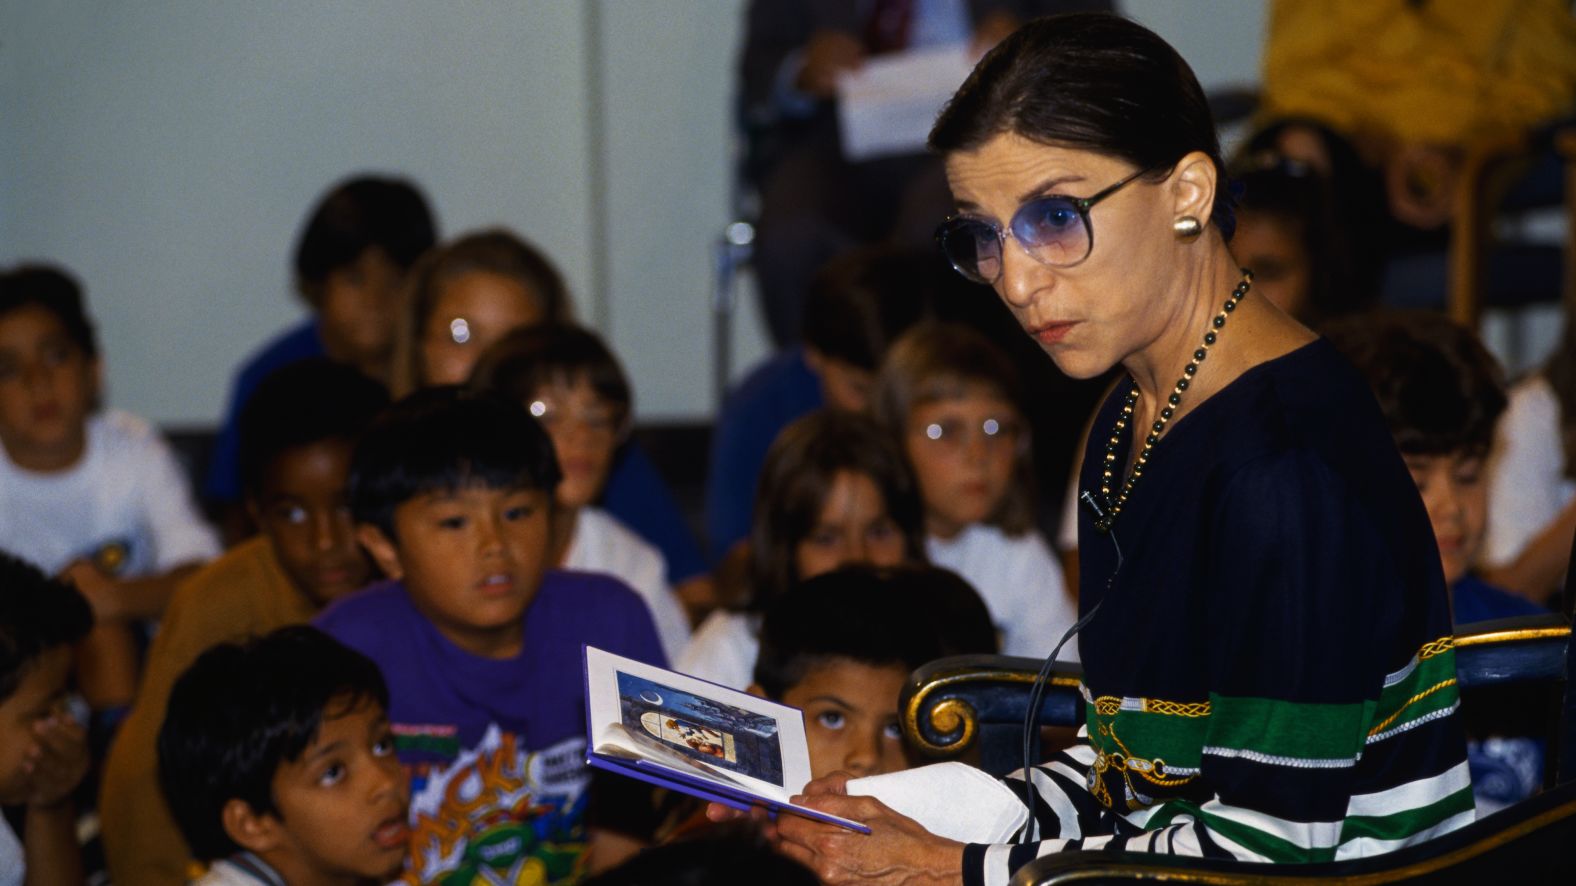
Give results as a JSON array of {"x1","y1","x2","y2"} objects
[{"x1": 996, "y1": 242, "x2": 1046, "y2": 310}]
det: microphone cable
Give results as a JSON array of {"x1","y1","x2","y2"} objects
[{"x1": 1018, "y1": 492, "x2": 1120, "y2": 843}]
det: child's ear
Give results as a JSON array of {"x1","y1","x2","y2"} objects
[
  {"x1": 356, "y1": 524, "x2": 405, "y2": 580},
  {"x1": 221, "y1": 798, "x2": 283, "y2": 855}
]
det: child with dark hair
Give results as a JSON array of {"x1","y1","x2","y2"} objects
[
  {"x1": 1324, "y1": 311, "x2": 1535, "y2": 619},
  {"x1": 101, "y1": 359, "x2": 389, "y2": 885},
  {"x1": 1325, "y1": 310, "x2": 1545, "y2": 814},
  {"x1": 679, "y1": 411, "x2": 927, "y2": 689},
  {"x1": 1229, "y1": 156, "x2": 1370, "y2": 325},
  {"x1": 389, "y1": 228, "x2": 710, "y2": 618},
  {"x1": 753, "y1": 565, "x2": 996, "y2": 780},
  {"x1": 205, "y1": 174, "x2": 437, "y2": 508},
  {"x1": 470, "y1": 325, "x2": 691, "y2": 661},
  {"x1": 705, "y1": 245, "x2": 936, "y2": 559},
  {"x1": 0, "y1": 550, "x2": 94, "y2": 884},
  {"x1": 314, "y1": 387, "x2": 664, "y2": 883},
  {"x1": 876, "y1": 324, "x2": 1077, "y2": 660},
  {"x1": 0, "y1": 264, "x2": 219, "y2": 711},
  {"x1": 157, "y1": 625, "x2": 408, "y2": 885}
]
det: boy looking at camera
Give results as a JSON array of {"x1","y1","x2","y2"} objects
[
  {"x1": 752, "y1": 564, "x2": 996, "y2": 779},
  {"x1": 102, "y1": 359, "x2": 389, "y2": 885},
  {"x1": 158, "y1": 626, "x2": 409, "y2": 885},
  {"x1": 315, "y1": 387, "x2": 664, "y2": 884},
  {"x1": 0, "y1": 550, "x2": 94, "y2": 885}
]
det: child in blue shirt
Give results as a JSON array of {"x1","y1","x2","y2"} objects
[{"x1": 315, "y1": 387, "x2": 664, "y2": 884}]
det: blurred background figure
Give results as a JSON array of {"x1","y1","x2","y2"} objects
[{"x1": 739, "y1": 0, "x2": 1112, "y2": 347}]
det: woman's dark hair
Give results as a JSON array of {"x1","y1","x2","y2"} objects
[
  {"x1": 349, "y1": 386, "x2": 562, "y2": 538},
  {"x1": 468, "y1": 323, "x2": 631, "y2": 431},
  {"x1": 1323, "y1": 311, "x2": 1507, "y2": 458},
  {"x1": 0, "y1": 550, "x2": 92, "y2": 703},
  {"x1": 929, "y1": 12, "x2": 1236, "y2": 239},
  {"x1": 747, "y1": 412, "x2": 926, "y2": 611},
  {"x1": 392, "y1": 228, "x2": 573, "y2": 395},
  {"x1": 1230, "y1": 157, "x2": 1369, "y2": 324},
  {"x1": 293, "y1": 175, "x2": 437, "y2": 295},
  {"x1": 753, "y1": 564, "x2": 997, "y2": 700},
  {"x1": 158, "y1": 626, "x2": 389, "y2": 862},
  {"x1": 237, "y1": 358, "x2": 391, "y2": 498},
  {"x1": 0, "y1": 264, "x2": 99, "y2": 359}
]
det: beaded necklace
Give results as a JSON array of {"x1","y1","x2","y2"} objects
[{"x1": 1093, "y1": 269, "x2": 1253, "y2": 533}]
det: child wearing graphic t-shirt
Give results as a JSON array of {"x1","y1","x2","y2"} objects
[{"x1": 315, "y1": 387, "x2": 664, "y2": 884}]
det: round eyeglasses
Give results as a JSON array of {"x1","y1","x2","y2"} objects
[{"x1": 934, "y1": 166, "x2": 1155, "y2": 285}]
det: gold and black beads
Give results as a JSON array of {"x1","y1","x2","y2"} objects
[{"x1": 1093, "y1": 269, "x2": 1253, "y2": 533}]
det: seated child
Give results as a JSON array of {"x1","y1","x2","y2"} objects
[
  {"x1": 101, "y1": 359, "x2": 389, "y2": 885},
  {"x1": 0, "y1": 264, "x2": 220, "y2": 710},
  {"x1": 1326, "y1": 310, "x2": 1547, "y2": 813},
  {"x1": 875, "y1": 324, "x2": 1078, "y2": 660},
  {"x1": 469, "y1": 324, "x2": 691, "y2": 661},
  {"x1": 0, "y1": 550, "x2": 94, "y2": 885},
  {"x1": 206, "y1": 174, "x2": 437, "y2": 508},
  {"x1": 706, "y1": 245, "x2": 936, "y2": 559},
  {"x1": 677, "y1": 411, "x2": 927, "y2": 689},
  {"x1": 157, "y1": 626, "x2": 409, "y2": 885},
  {"x1": 390, "y1": 228, "x2": 708, "y2": 604},
  {"x1": 752, "y1": 565, "x2": 997, "y2": 780},
  {"x1": 314, "y1": 387, "x2": 664, "y2": 884}
]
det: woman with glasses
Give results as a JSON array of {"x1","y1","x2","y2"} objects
[{"x1": 720, "y1": 14, "x2": 1473, "y2": 885}]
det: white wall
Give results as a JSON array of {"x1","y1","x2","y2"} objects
[
  {"x1": 1, "y1": 1, "x2": 597, "y2": 424},
  {"x1": 0, "y1": 0, "x2": 1267, "y2": 426}
]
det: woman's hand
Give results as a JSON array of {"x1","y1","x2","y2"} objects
[{"x1": 775, "y1": 772, "x2": 965, "y2": 886}]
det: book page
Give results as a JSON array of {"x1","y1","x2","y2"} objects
[{"x1": 585, "y1": 646, "x2": 813, "y2": 803}]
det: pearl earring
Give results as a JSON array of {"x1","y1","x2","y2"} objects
[{"x1": 1173, "y1": 216, "x2": 1202, "y2": 239}]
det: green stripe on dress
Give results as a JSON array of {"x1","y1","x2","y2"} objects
[{"x1": 1204, "y1": 695, "x2": 1368, "y2": 762}]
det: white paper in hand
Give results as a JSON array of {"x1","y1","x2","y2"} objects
[
  {"x1": 835, "y1": 45, "x2": 977, "y2": 161},
  {"x1": 846, "y1": 761, "x2": 1029, "y2": 844}
]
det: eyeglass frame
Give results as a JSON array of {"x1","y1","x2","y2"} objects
[{"x1": 934, "y1": 165, "x2": 1159, "y2": 284}]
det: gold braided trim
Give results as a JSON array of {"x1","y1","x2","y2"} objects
[
  {"x1": 1417, "y1": 635, "x2": 1456, "y2": 660},
  {"x1": 1091, "y1": 696, "x2": 1211, "y2": 718},
  {"x1": 1367, "y1": 677, "x2": 1458, "y2": 738},
  {"x1": 1144, "y1": 699, "x2": 1211, "y2": 717}
]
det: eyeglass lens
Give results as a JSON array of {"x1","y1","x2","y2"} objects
[{"x1": 941, "y1": 195, "x2": 1091, "y2": 284}]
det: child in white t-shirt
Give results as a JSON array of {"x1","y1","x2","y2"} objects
[
  {"x1": 0, "y1": 265, "x2": 219, "y2": 709},
  {"x1": 875, "y1": 323, "x2": 1078, "y2": 660},
  {"x1": 468, "y1": 323, "x2": 692, "y2": 662}
]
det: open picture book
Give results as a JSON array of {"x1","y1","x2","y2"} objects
[{"x1": 583, "y1": 645, "x2": 871, "y2": 832}]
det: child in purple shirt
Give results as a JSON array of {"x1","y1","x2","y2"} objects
[{"x1": 315, "y1": 387, "x2": 664, "y2": 884}]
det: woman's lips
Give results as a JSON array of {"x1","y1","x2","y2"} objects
[{"x1": 1029, "y1": 321, "x2": 1078, "y2": 345}]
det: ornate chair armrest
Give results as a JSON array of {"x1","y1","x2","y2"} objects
[{"x1": 901, "y1": 654, "x2": 1085, "y2": 776}]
